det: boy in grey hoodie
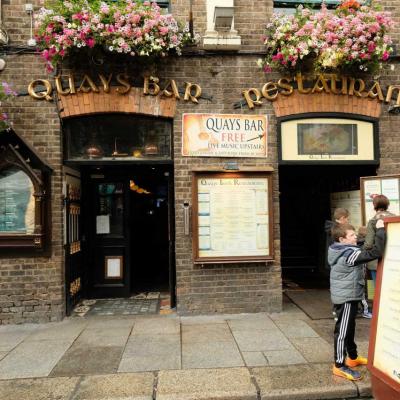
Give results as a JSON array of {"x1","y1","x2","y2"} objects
[{"x1": 328, "y1": 219, "x2": 385, "y2": 381}]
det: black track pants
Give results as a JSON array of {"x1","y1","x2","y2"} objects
[{"x1": 333, "y1": 301, "x2": 359, "y2": 367}]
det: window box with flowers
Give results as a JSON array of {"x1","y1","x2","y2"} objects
[
  {"x1": 258, "y1": 0, "x2": 394, "y2": 75},
  {"x1": 34, "y1": 0, "x2": 196, "y2": 72}
]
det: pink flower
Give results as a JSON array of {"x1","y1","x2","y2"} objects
[
  {"x1": 86, "y1": 38, "x2": 95, "y2": 48},
  {"x1": 382, "y1": 51, "x2": 390, "y2": 61}
]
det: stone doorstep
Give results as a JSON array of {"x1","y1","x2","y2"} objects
[{"x1": 0, "y1": 365, "x2": 372, "y2": 400}]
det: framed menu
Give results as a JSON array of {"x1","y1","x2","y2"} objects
[
  {"x1": 368, "y1": 217, "x2": 400, "y2": 399},
  {"x1": 360, "y1": 175, "x2": 400, "y2": 224},
  {"x1": 192, "y1": 172, "x2": 273, "y2": 263}
]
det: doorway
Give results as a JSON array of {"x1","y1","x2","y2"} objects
[
  {"x1": 81, "y1": 164, "x2": 175, "y2": 303},
  {"x1": 279, "y1": 164, "x2": 376, "y2": 287}
]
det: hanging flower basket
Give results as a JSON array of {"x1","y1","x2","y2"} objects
[
  {"x1": 34, "y1": 0, "x2": 197, "y2": 72},
  {"x1": 0, "y1": 82, "x2": 17, "y2": 133},
  {"x1": 258, "y1": 0, "x2": 394, "y2": 75}
]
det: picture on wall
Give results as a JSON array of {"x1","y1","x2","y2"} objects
[
  {"x1": 298, "y1": 123, "x2": 358, "y2": 155},
  {"x1": 279, "y1": 117, "x2": 378, "y2": 164}
]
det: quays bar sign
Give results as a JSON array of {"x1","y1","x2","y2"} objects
[
  {"x1": 242, "y1": 73, "x2": 400, "y2": 109},
  {"x1": 27, "y1": 74, "x2": 202, "y2": 103},
  {"x1": 27, "y1": 72, "x2": 400, "y2": 110}
]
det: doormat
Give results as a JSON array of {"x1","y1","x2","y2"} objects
[
  {"x1": 285, "y1": 289, "x2": 332, "y2": 320},
  {"x1": 74, "y1": 296, "x2": 161, "y2": 317}
]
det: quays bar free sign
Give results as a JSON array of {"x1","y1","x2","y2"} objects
[{"x1": 242, "y1": 73, "x2": 400, "y2": 109}]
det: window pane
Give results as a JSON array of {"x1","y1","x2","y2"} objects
[
  {"x1": 97, "y1": 183, "x2": 124, "y2": 236},
  {"x1": 64, "y1": 114, "x2": 172, "y2": 161},
  {"x1": 0, "y1": 167, "x2": 35, "y2": 234}
]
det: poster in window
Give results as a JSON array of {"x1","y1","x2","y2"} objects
[
  {"x1": 193, "y1": 173, "x2": 273, "y2": 263},
  {"x1": 279, "y1": 117, "x2": 377, "y2": 163},
  {"x1": 361, "y1": 175, "x2": 400, "y2": 224}
]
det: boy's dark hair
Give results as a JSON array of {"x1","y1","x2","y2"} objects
[
  {"x1": 332, "y1": 223, "x2": 355, "y2": 242},
  {"x1": 373, "y1": 195, "x2": 390, "y2": 211},
  {"x1": 333, "y1": 208, "x2": 349, "y2": 221}
]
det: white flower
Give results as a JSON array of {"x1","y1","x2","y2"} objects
[{"x1": 109, "y1": 46, "x2": 114, "y2": 51}]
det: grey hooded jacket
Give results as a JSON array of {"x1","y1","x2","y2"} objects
[{"x1": 328, "y1": 228, "x2": 385, "y2": 305}]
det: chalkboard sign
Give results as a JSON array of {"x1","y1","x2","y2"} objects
[
  {"x1": 192, "y1": 172, "x2": 274, "y2": 263},
  {"x1": 368, "y1": 217, "x2": 400, "y2": 400}
]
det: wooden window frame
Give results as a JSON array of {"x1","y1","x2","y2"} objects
[{"x1": 0, "y1": 140, "x2": 51, "y2": 253}]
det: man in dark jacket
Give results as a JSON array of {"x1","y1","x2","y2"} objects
[{"x1": 328, "y1": 219, "x2": 385, "y2": 381}]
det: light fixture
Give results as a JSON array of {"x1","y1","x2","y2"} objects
[
  {"x1": 25, "y1": 3, "x2": 36, "y2": 47},
  {"x1": 214, "y1": 6, "x2": 234, "y2": 30}
]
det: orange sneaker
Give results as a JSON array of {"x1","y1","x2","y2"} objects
[
  {"x1": 346, "y1": 356, "x2": 368, "y2": 367},
  {"x1": 333, "y1": 365, "x2": 362, "y2": 381}
]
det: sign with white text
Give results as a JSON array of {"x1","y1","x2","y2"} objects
[
  {"x1": 192, "y1": 173, "x2": 274, "y2": 263},
  {"x1": 182, "y1": 114, "x2": 267, "y2": 158}
]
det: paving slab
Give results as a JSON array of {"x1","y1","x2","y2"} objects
[
  {"x1": 157, "y1": 367, "x2": 257, "y2": 400},
  {"x1": 182, "y1": 340, "x2": 244, "y2": 369},
  {"x1": 289, "y1": 337, "x2": 332, "y2": 363},
  {"x1": 119, "y1": 334, "x2": 181, "y2": 372},
  {"x1": 274, "y1": 319, "x2": 320, "y2": 338},
  {"x1": 26, "y1": 320, "x2": 86, "y2": 342},
  {"x1": 252, "y1": 363, "x2": 358, "y2": 400},
  {"x1": 74, "y1": 372, "x2": 154, "y2": 400},
  {"x1": 263, "y1": 347, "x2": 307, "y2": 365},
  {"x1": 182, "y1": 323, "x2": 233, "y2": 343},
  {"x1": 227, "y1": 316, "x2": 278, "y2": 331},
  {"x1": 242, "y1": 351, "x2": 268, "y2": 367},
  {"x1": 0, "y1": 330, "x2": 36, "y2": 352},
  {"x1": 0, "y1": 376, "x2": 79, "y2": 400},
  {"x1": 50, "y1": 346, "x2": 124, "y2": 376},
  {"x1": 232, "y1": 330, "x2": 292, "y2": 352},
  {"x1": 132, "y1": 317, "x2": 180, "y2": 334},
  {"x1": 85, "y1": 317, "x2": 135, "y2": 329},
  {"x1": 356, "y1": 368, "x2": 373, "y2": 397},
  {"x1": 0, "y1": 352, "x2": 7, "y2": 361},
  {"x1": 0, "y1": 340, "x2": 73, "y2": 379},
  {"x1": 74, "y1": 326, "x2": 132, "y2": 347}
]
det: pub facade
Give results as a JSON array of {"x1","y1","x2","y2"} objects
[{"x1": 1, "y1": 0, "x2": 400, "y2": 324}]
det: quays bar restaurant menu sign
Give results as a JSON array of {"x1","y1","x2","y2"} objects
[
  {"x1": 192, "y1": 172, "x2": 273, "y2": 263},
  {"x1": 368, "y1": 217, "x2": 400, "y2": 400},
  {"x1": 182, "y1": 114, "x2": 267, "y2": 158}
]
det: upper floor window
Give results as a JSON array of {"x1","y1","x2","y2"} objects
[{"x1": 273, "y1": 1, "x2": 341, "y2": 14}]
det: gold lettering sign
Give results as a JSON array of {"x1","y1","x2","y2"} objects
[
  {"x1": 242, "y1": 73, "x2": 400, "y2": 108},
  {"x1": 27, "y1": 74, "x2": 201, "y2": 104}
]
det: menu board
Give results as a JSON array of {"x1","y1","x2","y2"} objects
[
  {"x1": 361, "y1": 175, "x2": 400, "y2": 224},
  {"x1": 193, "y1": 173, "x2": 273, "y2": 262},
  {"x1": 330, "y1": 190, "x2": 362, "y2": 230},
  {"x1": 369, "y1": 218, "x2": 400, "y2": 397},
  {"x1": 0, "y1": 169, "x2": 35, "y2": 234}
]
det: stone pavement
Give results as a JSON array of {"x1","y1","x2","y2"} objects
[{"x1": 0, "y1": 296, "x2": 374, "y2": 400}]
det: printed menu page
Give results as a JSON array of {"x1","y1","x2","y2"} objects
[
  {"x1": 197, "y1": 177, "x2": 269, "y2": 258},
  {"x1": 373, "y1": 221, "x2": 400, "y2": 384}
]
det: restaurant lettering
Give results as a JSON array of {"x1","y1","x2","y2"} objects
[
  {"x1": 242, "y1": 73, "x2": 400, "y2": 109},
  {"x1": 27, "y1": 74, "x2": 202, "y2": 104}
]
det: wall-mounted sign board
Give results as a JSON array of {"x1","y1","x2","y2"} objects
[
  {"x1": 278, "y1": 116, "x2": 378, "y2": 164},
  {"x1": 192, "y1": 172, "x2": 274, "y2": 263},
  {"x1": 182, "y1": 114, "x2": 268, "y2": 158},
  {"x1": 368, "y1": 217, "x2": 400, "y2": 400},
  {"x1": 360, "y1": 175, "x2": 400, "y2": 225}
]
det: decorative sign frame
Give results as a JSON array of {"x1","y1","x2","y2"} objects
[
  {"x1": 368, "y1": 217, "x2": 400, "y2": 399},
  {"x1": 360, "y1": 174, "x2": 400, "y2": 225},
  {"x1": 182, "y1": 113, "x2": 268, "y2": 158},
  {"x1": 278, "y1": 114, "x2": 379, "y2": 164},
  {"x1": 192, "y1": 172, "x2": 274, "y2": 263},
  {"x1": 105, "y1": 256, "x2": 123, "y2": 279}
]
